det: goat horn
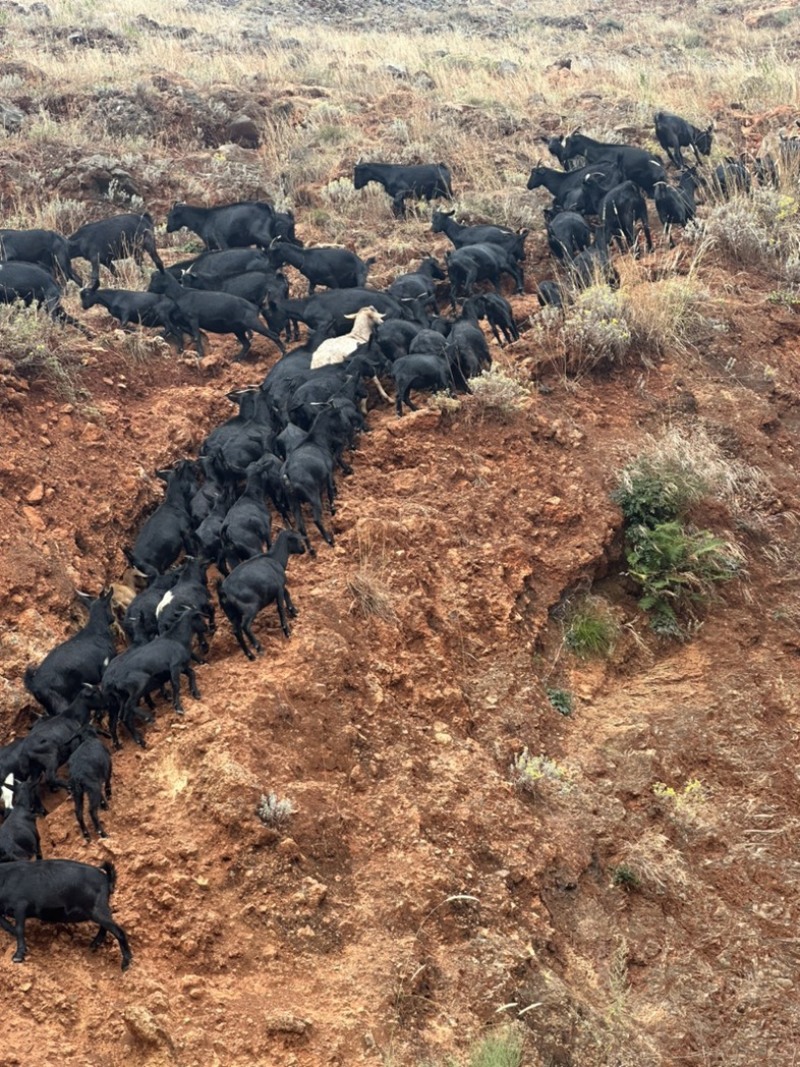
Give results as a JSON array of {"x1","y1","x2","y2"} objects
[{"x1": 568, "y1": 125, "x2": 581, "y2": 136}]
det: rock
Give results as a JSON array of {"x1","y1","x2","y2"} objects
[
  {"x1": 0, "y1": 101, "x2": 25, "y2": 133},
  {"x1": 122, "y1": 1006, "x2": 174, "y2": 1049},
  {"x1": 385, "y1": 63, "x2": 408, "y2": 79},
  {"x1": 536, "y1": 14, "x2": 587, "y2": 30},
  {"x1": 26, "y1": 483, "x2": 44, "y2": 505},
  {"x1": 744, "y1": 6, "x2": 795, "y2": 29},
  {"x1": 264, "y1": 1013, "x2": 311, "y2": 1035},
  {"x1": 412, "y1": 70, "x2": 437, "y2": 90},
  {"x1": 496, "y1": 59, "x2": 519, "y2": 77},
  {"x1": 227, "y1": 114, "x2": 260, "y2": 148}
]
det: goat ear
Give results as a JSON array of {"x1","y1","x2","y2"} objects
[{"x1": 155, "y1": 468, "x2": 171, "y2": 482}]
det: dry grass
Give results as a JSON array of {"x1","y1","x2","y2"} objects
[{"x1": 346, "y1": 523, "x2": 397, "y2": 621}]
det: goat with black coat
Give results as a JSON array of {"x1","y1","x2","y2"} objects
[
  {"x1": 0, "y1": 858, "x2": 131, "y2": 968},
  {"x1": 124, "y1": 460, "x2": 198, "y2": 578},
  {"x1": 122, "y1": 570, "x2": 180, "y2": 647},
  {"x1": 392, "y1": 349, "x2": 468, "y2": 417},
  {"x1": 218, "y1": 458, "x2": 280, "y2": 572},
  {"x1": 217, "y1": 530, "x2": 306, "y2": 658},
  {"x1": 588, "y1": 178, "x2": 654, "y2": 254},
  {"x1": 24, "y1": 590, "x2": 116, "y2": 717},
  {"x1": 560, "y1": 133, "x2": 666, "y2": 196},
  {"x1": 712, "y1": 158, "x2": 751, "y2": 198},
  {"x1": 445, "y1": 242, "x2": 524, "y2": 307},
  {"x1": 387, "y1": 257, "x2": 446, "y2": 307},
  {"x1": 0, "y1": 262, "x2": 83, "y2": 329},
  {"x1": 79, "y1": 286, "x2": 183, "y2": 339},
  {"x1": 0, "y1": 228, "x2": 82, "y2": 286},
  {"x1": 353, "y1": 161, "x2": 453, "y2": 218},
  {"x1": 67, "y1": 727, "x2": 112, "y2": 841},
  {"x1": 101, "y1": 608, "x2": 205, "y2": 748},
  {"x1": 170, "y1": 248, "x2": 275, "y2": 285},
  {"x1": 155, "y1": 556, "x2": 215, "y2": 644},
  {"x1": 0, "y1": 780, "x2": 45, "y2": 862},
  {"x1": 281, "y1": 406, "x2": 359, "y2": 552},
  {"x1": 449, "y1": 307, "x2": 492, "y2": 379},
  {"x1": 545, "y1": 209, "x2": 592, "y2": 262},
  {"x1": 68, "y1": 212, "x2": 164, "y2": 290},
  {"x1": 166, "y1": 200, "x2": 282, "y2": 251},
  {"x1": 653, "y1": 169, "x2": 700, "y2": 246},
  {"x1": 268, "y1": 238, "x2": 374, "y2": 293},
  {"x1": 286, "y1": 355, "x2": 373, "y2": 432},
  {"x1": 654, "y1": 111, "x2": 713, "y2": 169},
  {"x1": 265, "y1": 287, "x2": 422, "y2": 341},
  {"x1": 194, "y1": 485, "x2": 237, "y2": 569},
  {"x1": 149, "y1": 270, "x2": 285, "y2": 360},
  {"x1": 181, "y1": 269, "x2": 290, "y2": 317},
  {"x1": 567, "y1": 246, "x2": 619, "y2": 290},
  {"x1": 526, "y1": 160, "x2": 622, "y2": 207},
  {"x1": 20, "y1": 687, "x2": 103, "y2": 793},
  {"x1": 462, "y1": 294, "x2": 519, "y2": 345},
  {"x1": 431, "y1": 210, "x2": 528, "y2": 262}
]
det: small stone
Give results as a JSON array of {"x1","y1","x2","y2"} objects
[
  {"x1": 26, "y1": 483, "x2": 45, "y2": 504},
  {"x1": 385, "y1": 63, "x2": 408, "y2": 79}
]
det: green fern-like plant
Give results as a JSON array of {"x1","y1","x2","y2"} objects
[{"x1": 625, "y1": 522, "x2": 742, "y2": 635}]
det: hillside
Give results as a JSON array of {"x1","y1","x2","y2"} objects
[{"x1": 2, "y1": 2, "x2": 800, "y2": 1065}]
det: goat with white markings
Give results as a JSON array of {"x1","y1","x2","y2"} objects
[{"x1": 310, "y1": 306, "x2": 390, "y2": 402}]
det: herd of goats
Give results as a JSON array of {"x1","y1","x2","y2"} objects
[{"x1": 0, "y1": 109, "x2": 796, "y2": 973}]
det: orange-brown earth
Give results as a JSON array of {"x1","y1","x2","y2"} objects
[{"x1": 2, "y1": 260, "x2": 800, "y2": 1066}]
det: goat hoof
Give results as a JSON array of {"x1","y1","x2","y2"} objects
[
  {"x1": 82, "y1": 832, "x2": 91, "y2": 842},
  {"x1": 174, "y1": 707, "x2": 184, "y2": 716},
  {"x1": 12, "y1": 954, "x2": 24, "y2": 964},
  {"x1": 99, "y1": 830, "x2": 108, "y2": 839}
]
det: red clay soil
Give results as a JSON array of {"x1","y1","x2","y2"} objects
[{"x1": 2, "y1": 276, "x2": 800, "y2": 1066}]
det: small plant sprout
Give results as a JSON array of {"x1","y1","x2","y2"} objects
[
  {"x1": 510, "y1": 749, "x2": 571, "y2": 795},
  {"x1": 545, "y1": 686, "x2": 573, "y2": 717},
  {"x1": 257, "y1": 792, "x2": 298, "y2": 828},
  {"x1": 563, "y1": 596, "x2": 619, "y2": 659},
  {"x1": 610, "y1": 864, "x2": 641, "y2": 891},
  {"x1": 652, "y1": 778, "x2": 707, "y2": 812}
]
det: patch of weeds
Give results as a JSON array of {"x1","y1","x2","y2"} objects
[
  {"x1": 653, "y1": 777, "x2": 707, "y2": 812},
  {"x1": 320, "y1": 176, "x2": 359, "y2": 210},
  {"x1": 625, "y1": 521, "x2": 743, "y2": 637},
  {"x1": 610, "y1": 864, "x2": 640, "y2": 891},
  {"x1": 706, "y1": 188, "x2": 800, "y2": 280},
  {"x1": 767, "y1": 287, "x2": 800, "y2": 307},
  {"x1": 612, "y1": 451, "x2": 707, "y2": 527},
  {"x1": 347, "y1": 570, "x2": 396, "y2": 621},
  {"x1": 467, "y1": 1025, "x2": 525, "y2": 1067},
  {"x1": 427, "y1": 392, "x2": 462, "y2": 420},
  {"x1": 563, "y1": 596, "x2": 619, "y2": 659},
  {"x1": 545, "y1": 686, "x2": 573, "y2": 717},
  {"x1": 561, "y1": 284, "x2": 632, "y2": 370},
  {"x1": 466, "y1": 367, "x2": 529, "y2": 422},
  {"x1": 0, "y1": 303, "x2": 84, "y2": 401},
  {"x1": 257, "y1": 792, "x2": 297, "y2": 828},
  {"x1": 510, "y1": 749, "x2": 571, "y2": 796}
]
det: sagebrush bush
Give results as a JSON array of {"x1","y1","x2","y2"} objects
[
  {"x1": 466, "y1": 366, "x2": 529, "y2": 420},
  {"x1": 561, "y1": 284, "x2": 632, "y2": 369},
  {"x1": 510, "y1": 749, "x2": 571, "y2": 795},
  {"x1": 0, "y1": 303, "x2": 83, "y2": 398},
  {"x1": 620, "y1": 273, "x2": 710, "y2": 358},
  {"x1": 705, "y1": 188, "x2": 800, "y2": 278},
  {"x1": 257, "y1": 792, "x2": 297, "y2": 828}
]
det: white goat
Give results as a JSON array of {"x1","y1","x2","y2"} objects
[{"x1": 309, "y1": 306, "x2": 390, "y2": 401}]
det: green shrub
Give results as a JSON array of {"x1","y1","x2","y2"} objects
[
  {"x1": 612, "y1": 457, "x2": 706, "y2": 527},
  {"x1": 625, "y1": 522, "x2": 742, "y2": 636},
  {"x1": 545, "y1": 686, "x2": 573, "y2": 717},
  {"x1": 468, "y1": 1026, "x2": 524, "y2": 1067},
  {"x1": 610, "y1": 864, "x2": 640, "y2": 891},
  {"x1": 564, "y1": 596, "x2": 619, "y2": 658},
  {"x1": 466, "y1": 367, "x2": 529, "y2": 421},
  {"x1": 561, "y1": 284, "x2": 632, "y2": 369}
]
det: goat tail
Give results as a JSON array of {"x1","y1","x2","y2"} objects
[
  {"x1": 215, "y1": 578, "x2": 227, "y2": 611},
  {"x1": 101, "y1": 861, "x2": 117, "y2": 895}
]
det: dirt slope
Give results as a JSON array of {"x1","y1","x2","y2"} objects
[{"x1": 2, "y1": 275, "x2": 800, "y2": 1066}]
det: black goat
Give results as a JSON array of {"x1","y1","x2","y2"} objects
[
  {"x1": 218, "y1": 458, "x2": 279, "y2": 571},
  {"x1": 181, "y1": 269, "x2": 289, "y2": 314},
  {"x1": 0, "y1": 228, "x2": 82, "y2": 286},
  {"x1": 387, "y1": 257, "x2": 446, "y2": 307},
  {"x1": 148, "y1": 270, "x2": 285, "y2": 360},
  {"x1": 654, "y1": 111, "x2": 713, "y2": 169},
  {"x1": 101, "y1": 608, "x2": 204, "y2": 748},
  {"x1": 393, "y1": 351, "x2": 464, "y2": 417},
  {"x1": 712, "y1": 159, "x2": 752, "y2": 198},
  {"x1": 449, "y1": 311, "x2": 492, "y2": 380},
  {"x1": 431, "y1": 210, "x2": 528, "y2": 261},
  {"x1": 0, "y1": 859, "x2": 131, "y2": 968},
  {"x1": 560, "y1": 133, "x2": 666, "y2": 196},
  {"x1": 68, "y1": 213, "x2": 164, "y2": 290},
  {"x1": 0, "y1": 262, "x2": 83, "y2": 329},
  {"x1": 445, "y1": 243, "x2": 524, "y2": 307},
  {"x1": 266, "y1": 288, "x2": 420, "y2": 340},
  {"x1": 653, "y1": 169, "x2": 701, "y2": 246},
  {"x1": 155, "y1": 556, "x2": 215, "y2": 644},
  {"x1": 217, "y1": 529, "x2": 306, "y2": 658},
  {"x1": 166, "y1": 200, "x2": 282, "y2": 251},
  {"x1": 268, "y1": 239, "x2": 374, "y2": 293},
  {"x1": 527, "y1": 160, "x2": 622, "y2": 208},
  {"x1": 0, "y1": 780, "x2": 45, "y2": 862},
  {"x1": 537, "y1": 280, "x2": 565, "y2": 308},
  {"x1": 353, "y1": 161, "x2": 453, "y2": 218},
  {"x1": 122, "y1": 570, "x2": 181, "y2": 647},
  {"x1": 79, "y1": 286, "x2": 182, "y2": 338},
  {"x1": 281, "y1": 407, "x2": 355, "y2": 552},
  {"x1": 463, "y1": 294, "x2": 519, "y2": 345},
  {"x1": 67, "y1": 728, "x2": 112, "y2": 841},
  {"x1": 124, "y1": 460, "x2": 197, "y2": 578},
  {"x1": 589, "y1": 179, "x2": 654, "y2": 254},
  {"x1": 24, "y1": 590, "x2": 116, "y2": 717},
  {"x1": 545, "y1": 210, "x2": 592, "y2": 261},
  {"x1": 20, "y1": 688, "x2": 102, "y2": 794}
]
